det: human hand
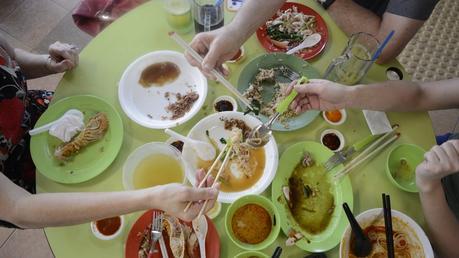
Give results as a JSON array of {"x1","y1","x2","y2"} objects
[
  {"x1": 185, "y1": 27, "x2": 242, "y2": 79},
  {"x1": 153, "y1": 169, "x2": 219, "y2": 221},
  {"x1": 46, "y1": 41, "x2": 79, "y2": 73},
  {"x1": 416, "y1": 140, "x2": 459, "y2": 192},
  {"x1": 288, "y1": 79, "x2": 349, "y2": 113}
]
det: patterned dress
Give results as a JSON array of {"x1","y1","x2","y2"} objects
[{"x1": 0, "y1": 47, "x2": 52, "y2": 194}]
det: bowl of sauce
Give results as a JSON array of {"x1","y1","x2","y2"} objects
[
  {"x1": 226, "y1": 46, "x2": 246, "y2": 64},
  {"x1": 213, "y1": 95, "x2": 238, "y2": 112},
  {"x1": 320, "y1": 129, "x2": 345, "y2": 152},
  {"x1": 122, "y1": 142, "x2": 188, "y2": 190},
  {"x1": 225, "y1": 195, "x2": 280, "y2": 251},
  {"x1": 91, "y1": 215, "x2": 124, "y2": 240},
  {"x1": 138, "y1": 61, "x2": 180, "y2": 87},
  {"x1": 322, "y1": 109, "x2": 346, "y2": 126}
]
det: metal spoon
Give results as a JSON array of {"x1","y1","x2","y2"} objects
[
  {"x1": 247, "y1": 76, "x2": 308, "y2": 148},
  {"x1": 95, "y1": 0, "x2": 118, "y2": 22},
  {"x1": 342, "y1": 203, "x2": 373, "y2": 257},
  {"x1": 192, "y1": 215, "x2": 208, "y2": 258},
  {"x1": 286, "y1": 33, "x2": 322, "y2": 55}
]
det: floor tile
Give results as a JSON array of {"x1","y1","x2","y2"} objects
[
  {"x1": 27, "y1": 73, "x2": 64, "y2": 91},
  {"x1": 0, "y1": 29, "x2": 31, "y2": 51},
  {"x1": 0, "y1": 229, "x2": 54, "y2": 258},
  {"x1": 34, "y1": 11, "x2": 92, "y2": 54},
  {"x1": 0, "y1": 0, "x2": 25, "y2": 23},
  {"x1": 51, "y1": 0, "x2": 81, "y2": 11},
  {"x1": 0, "y1": 0, "x2": 67, "y2": 50},
  {"x1": 0, "y1": 227, "x2": 14, "y2": 248}
]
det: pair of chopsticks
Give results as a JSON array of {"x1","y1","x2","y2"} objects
[
  {"x1": 333, "y1": 125, "x2": 400, "y2": 181},
  {"x1": 168, "y1": 31, "x2": 254, "y2": 110},
  {"x1": 183, "y1": 144, "x2": 233, "y2": 218},
  {"x1": 382, "y1": 193, "x2": 395, "y2": 258}
]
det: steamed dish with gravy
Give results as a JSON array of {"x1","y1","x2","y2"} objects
[
  {"x1": 347, "y1": 216, "x2": 425, "y2": 258},
  {"x1": 284, "y1": 152, "x2": 335, "y2": 234}
]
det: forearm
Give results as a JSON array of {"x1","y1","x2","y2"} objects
[
  {"x1": 419, "y1": 180, "x2": 459, "y2": 257},
  {"x1": 347, "y1": 79, "x2": 459, "y2": 111},
  {"x1": 226, "y1": 0, "x2": 285, "y2": 44},
  {"x1": 10, "y1": 189, "x2": 153, "y2": 228},
  {"x1": 327, "y1": 0, "x2": 381, "y2": 36},
  {"x1": 14, "y1": 48, "x2": 54, "y2": 79}
]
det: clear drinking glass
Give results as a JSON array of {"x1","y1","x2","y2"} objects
[
  {"x1": 323, "y1": 32, "x2": 380, "y2": 85},
  {"x1": 164, "y1": 0, "x2": 193, "y2": 34},
  {"x1": 192, "y1": 0, "x2": 224, "y2": 33}
]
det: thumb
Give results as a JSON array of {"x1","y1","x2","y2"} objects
[
  {"x1": 187, "y1": 187, "x2": 218, "y2": 201},
  {"x1": 294, "y1": 81, "x2": 323, "y2": 95}
]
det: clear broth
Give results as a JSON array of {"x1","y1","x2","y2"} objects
[{"x1": 133, "y1": 154, "x2": 184, "y2": 189}]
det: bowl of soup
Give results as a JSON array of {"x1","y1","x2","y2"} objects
[
  {"x1": 225, "y1": 195, "x2": 280, "y2": 251},
  {"x1": 123, "y1": 142, "x2": 188, "y2": 190}
]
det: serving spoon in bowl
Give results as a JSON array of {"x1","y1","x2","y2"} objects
[
  {"x1": 164, "y1": 129, "x2": 216, "y2": 161},
  {"x1": 342, "y1": 203, "x2": 373, "y2": 257},
  {"x1": 286, "y1": 33, "x2": 322, "y2": 55}
]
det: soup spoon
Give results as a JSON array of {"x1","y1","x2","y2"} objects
[
  {"x1": 164, "y1": 129, "x2": 216, "y2": 161},
  {"x1": 192, "y1": 215, "x2": 208, "y2": 258},
  {"x1": 286, "y1": 33, "x2": 322, "y2": 55},
  {"x1": 342, "y1": 203, "x2": 373, "y2": 257}
]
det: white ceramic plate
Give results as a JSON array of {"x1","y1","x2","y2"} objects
[
  {"x1": 182, "y1": 111, "x2": 278, "y2": 203},
  {"x1": 339, "y1": 208, "x2": 434, "y2": 258},
  {"x1": 118, "y1": 50, "x2": 207, "y2": 129}
]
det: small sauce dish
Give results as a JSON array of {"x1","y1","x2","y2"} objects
[
  {"x1": 91, "y1": 215, "x2": 124, "y2": 240},
  {"x1": 213, "y1": 95, "x2": 238, "y2": 112},
  {"x1": 226, "y1": 46, "x2": 245, "y2": 64},
  {"x1": 320, "y1": 129, "x2": 345, "y2": 152},
  {"x1": 322, "y1": 109, "x2": 347, "y2": 126}
]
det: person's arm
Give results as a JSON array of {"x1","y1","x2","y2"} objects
[
  {"x1": 415, "y1": 140, "x2": 459, "y2": 257},
  {"x1": 290, "y1": 78, "x2": 459, "y2": 113},
  {"x1": 14, "y1": 41, "x2": 79, "y2": 79},
  {"x1": 186, "y1": 0, "x2": 285, "y2": 78},
  {"x1": 0, "y1": 171, "x2": 218, "y2": 228},
  {"x1": 327, "y1": 0, "x2": 424, "y2": 63}
]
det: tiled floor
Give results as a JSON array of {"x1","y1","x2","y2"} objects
[{"x1": 0, "y1": 0, "x2": 457, "y2": 257}]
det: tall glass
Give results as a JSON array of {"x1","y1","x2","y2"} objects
[
  {"x1": 164, "y1": 0, "x2": 193, "y2": 34},
  {"x1": 192, "y1": 0, "x2": 224, "y2": 33},
  {"x1": 324, "y1": 32, "x2": 380, "y2": 85}
]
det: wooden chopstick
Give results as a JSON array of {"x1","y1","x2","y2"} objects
[
  {"x1": 196, "y1": 145, "x2": 233, "y2": 218},
  {"x1": 168, "y1": 32, "x2": 254, "y2": 109},
  {"x1": 183, "y1": 144, "x2": 228, "y2": 212},
  {"x1": 383, "y1": 194, "x2": 395, "y2": 258},
  {"x1": 333, "y1": 133, "x2": 400, "y2": 181}
]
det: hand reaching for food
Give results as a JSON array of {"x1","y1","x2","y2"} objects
[
  {"x1": 154, "y1": 169, "x2": 220, "y2": 221},
  {"x1": 185, "y1": 27, "x2": 241, "y2": 79},
  {"x1": 415, "y1": 140, "x2": 459, "y2": 192},
  {"x1": 289, "y1": 79, "x2": 349, "y2": 113},
  {"x1": 46, "y1": 41, "x2": 79, "y2": 73}
]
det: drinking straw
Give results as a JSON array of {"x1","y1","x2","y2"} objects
[{"x1": 371, "y1": 30, "x2": 395, "y2": 62}]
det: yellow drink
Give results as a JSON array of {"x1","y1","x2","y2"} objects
[
  {"x1": 133, "y1": 153, "x2": 184, "y2": 189},
  {"x1": 165, "y1": 0, "x2": 192, "y2": 33}
]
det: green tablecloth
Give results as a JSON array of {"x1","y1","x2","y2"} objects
[{"x1": 37, "y1": 1, "x2": 436, "y2": 257}]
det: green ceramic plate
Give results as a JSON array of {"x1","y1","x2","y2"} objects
[
  {"x1": 272, "y1": 141, "x2": 353, "y2": 252},
  {"x1": 237, "y1": 53, "x2": 320, "y2": 131},
  {"x1": 234, "y1": 251, "x2": 269, "y2": 258},
  {"x1": 30, "y1": 95, "x2": 123, "y2": 184}
]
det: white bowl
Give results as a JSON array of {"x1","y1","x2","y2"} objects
[
  {"x1": 320, "y1": 129, "x2": 345, "y2": 152},
  {"x1": 118, "y1": 50, "x2": 207, "y2": 129},
  {"x1": 339, "y1": 208, "x2": 434, "y2": 258},
  {"x1": 322, "y1": 109, "x2": 347, "y2": 126},
  {"x1": 90, "y1": 215, "x2": 124, "y2": 241},
  {"x1": 182, "y1": 111, "x2": 278, "y2": 203},
  {"x1": 213, "y1": 95, "x2": 238, "y2": 112},
  {"x1": 122, "y1": 142, "x2": 189, "y2": 190}
]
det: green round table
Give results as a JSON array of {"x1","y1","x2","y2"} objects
[{"x1": 37, "y1": 1, "x2": 436, "y2": 257}]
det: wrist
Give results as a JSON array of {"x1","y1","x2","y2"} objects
[
  {"x1": 416, "y1": 176, "x2": 442, "y2": 194},
  {"x1": 41, "y1": 54, "x2": 54, "y2": 74},
  {"x1": 138, "y1": 187, "x2": 162, "y2": 211},
  {"x1": 344, "y1": 85, "x2": 359, "y2": 109}
]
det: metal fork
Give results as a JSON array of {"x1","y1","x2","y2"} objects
[
  {"x1": 323, "y1": 134, "x2": 380, "y2": 171},
  {"x1": 149, "y1": 211, "x2": 163, "y2": 255},
  {"x1": 275, "y1": 66, "x2": 301, "y2": 81}
]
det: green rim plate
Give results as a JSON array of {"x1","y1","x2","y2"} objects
[
  {"x1": 272, "y1": 141, "x2": 353, "y2": 252},
  {"x1": 237, "y1": 53, "x2": 320, "y2": 131},
  {"x1": 30, "y1": 95, "x2": 124, "y2": 184}
]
